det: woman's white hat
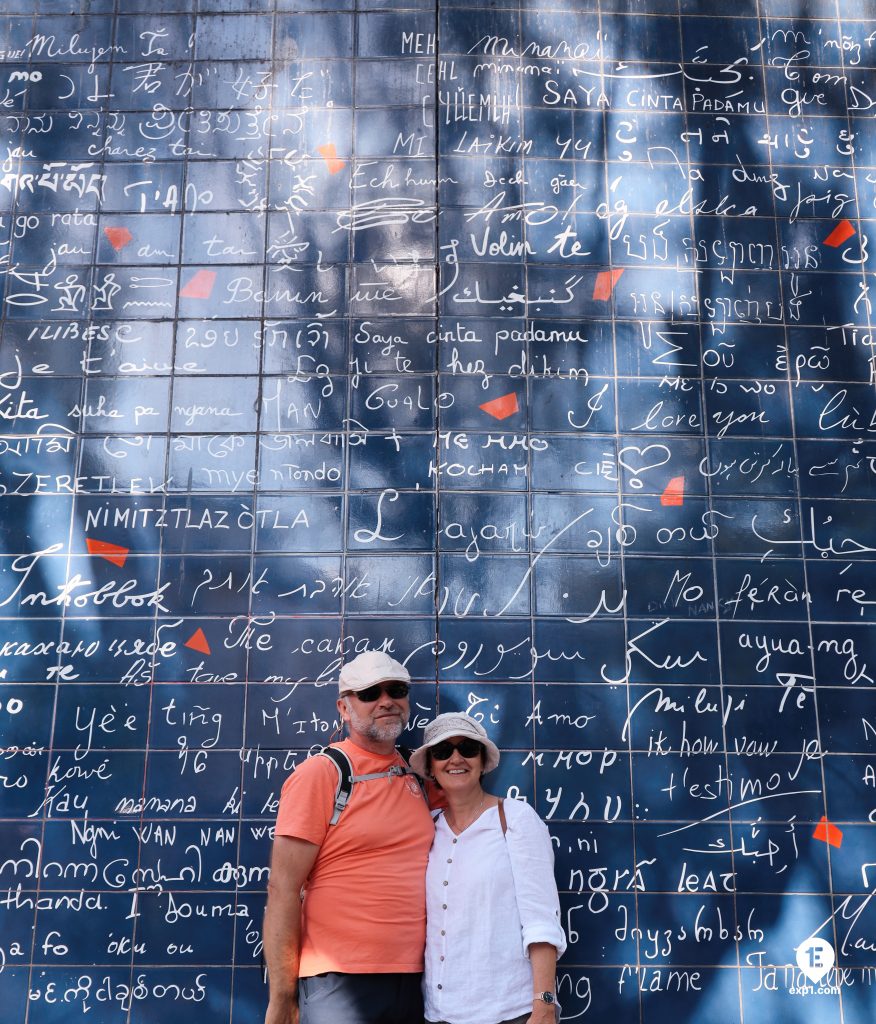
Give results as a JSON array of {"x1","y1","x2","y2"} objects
[{"x1": 409, "y1": 712, "x2": 500, "y2": 777}]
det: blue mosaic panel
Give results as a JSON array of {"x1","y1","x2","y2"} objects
[{"x1": 1, "y1": 0, "x2": 875, "y2": 1021}]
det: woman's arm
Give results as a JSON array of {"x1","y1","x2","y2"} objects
[
  {"x1": 501, "y1": 801, "x2": 565, "y2": 1021},
  {"x1": 526, "y1": 941, "x2": 558, "y2": 1024},
  {"x1": 503, "y1": 801, "x2": 568, "y2": 957}
]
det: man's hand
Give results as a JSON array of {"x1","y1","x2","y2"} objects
[{"x1": 265, "y1": 993, "x2": 299, "y2": 1024}]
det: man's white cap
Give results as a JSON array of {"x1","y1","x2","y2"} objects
[
  {"x1": 338, "y1": 650, "x2": 410, "y2": 694},
  {"x1": 409, "y1": 712, "x2": 500, "y2": 777}
]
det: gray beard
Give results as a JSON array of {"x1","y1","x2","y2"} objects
[
  {"x1": 344, "y1": 698, "x2": 408, "y2": 744},
  {"x1": 364, "y1": 717, "x2": 405, "y2": 743}
]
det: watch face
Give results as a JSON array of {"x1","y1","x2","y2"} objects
[{"x1": 539, "y1": 992, "x2": 555, "y2": 1005}]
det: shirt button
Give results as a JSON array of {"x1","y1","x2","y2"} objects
[
  {"x1": 452, "y1": 838, "x2": 458, "y2": 844},
  {"x1": 441, "y1": 930, "x2": 446, "y2": 936},
  {"x1": 443, "y1": 880, "x2": 448, "y2": 886},
  {"x1": 440, "y1": 955, "x2": 445, "y2": 962},
  {"x1": 442, "y1": 904, "x2": 447, "y2": 910},
  {"x1": 437, "y1": 985, "x2": 443, "y2": 990},
  {"x1": 447, "y1": 858, "x2": 452, "y2": 863}
]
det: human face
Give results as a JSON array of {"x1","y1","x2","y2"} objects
[
  {"x1": 429, "y1": 734, "x2": 484, "y2": 793},
  {"x1": 337, "y1": 681, "x2": 410, "y2": 752}
]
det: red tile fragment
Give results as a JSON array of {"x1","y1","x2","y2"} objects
[
  {"x1": 592, "y1": 268, "x2": 624, "y2": 301},
  {"x1": 479, "y1": 392, "x2": 519, "y2": 421},
  {"x1": 812, "y1": 816, "x2": 843, "y2": 849},
  {"x1": 184, "y1": 628, "x2": 211, "y2": 656},
  {"x1": 823, "y1": 220, "x2": 855, "y2": 247},
  {"x1": 317, "y1": 143, "x2": 345, "y2": 175},
  {"x1": 180, "y1": 269, "x2": 217, "y2": 299},
  {"x1": 85, "y1": 537, "x2": 129, "y2": 568},
  {"x1": 661, "y1": 476, "x2": 685, "y2": 507},
  {"x1": 103, "y1": 226, "x2": 133, "y2": 251}
]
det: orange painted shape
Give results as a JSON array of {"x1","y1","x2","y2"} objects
[
  {"x1": 85, "y1": 537, "x2": 129, "y2": 568},
  {"x1": 592, "y1": 268, "x2": 624, "y2": 301},
  {"x1": 103, "y1": 226, "x2": 133, "y2": 251},
  {"x1": 661, "y1": 475, "x2": 685, "y2": 507},
  {"x1": 184, "y1": 628, "x2": 211, "y2": 656},
  {"x1": 180, "y1": 269, "x2": 217, "y2": 299},
  {"x1": 479, "y1": 392, "x2": 519, "y2": 421},
  {"x1": 317, "y1": 143, "x2": 346, "y2": 175},
  {"x1": 812, "y1": 816, "x2": 843, "y2": 849},
  {"x1": 823, "y1": 220, "x2": 855, "y2": 247}
]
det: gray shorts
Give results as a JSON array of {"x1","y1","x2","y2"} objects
[
  {"x1": 429, "y1": 1012, "x2": 556, "y2": 1024},
  {"x1": 427, "y1": 1017, "x2": 529, "y2": 1024},
  {"x1": 298, "y1": 971, "x2": 423, "y2": 1024}
]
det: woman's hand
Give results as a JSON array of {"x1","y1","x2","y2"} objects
[{"x1": 527, "y1": 999, "x2": 557, "y2": 1024}]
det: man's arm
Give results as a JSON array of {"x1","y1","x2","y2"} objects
[{"x1": 263, "y1": 835, "x2": 320, "y2": 1024}]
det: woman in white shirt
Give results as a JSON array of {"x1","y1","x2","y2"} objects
[{"x1": 410, "y1": 713, "x2": 567, "y2": 1024}]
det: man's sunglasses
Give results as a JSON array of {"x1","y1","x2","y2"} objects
[
  {"x1": 346, "y1": 682, "x2": 410, "y2": 703},
  {"x1": 430, "y1": 738, "x2": 483, "y2": 760}
]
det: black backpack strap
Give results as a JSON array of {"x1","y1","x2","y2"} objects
[
  {"x1": 397, "y1": 745, "x2": 428, "y2": 802},
  {"x1": 319, "y1": 744, "x2": 427, "y2": 825},
  {"x1": 319, "y1": 747, "x2": 354, "y2": 826}
]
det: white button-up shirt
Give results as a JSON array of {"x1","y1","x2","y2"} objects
[{"x1": 424, "y1": 798, "x2": 567, "y2": 1024}]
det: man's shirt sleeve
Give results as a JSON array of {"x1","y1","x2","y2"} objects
[{"x1": 275, "y1": 755, "x2": 336, "y2": 846}]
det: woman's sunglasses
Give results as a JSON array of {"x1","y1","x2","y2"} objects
[
  {"x1": 430, "y1": 738, "x2": 483, "y2": 760},
  {"x1": 346, "y1": 682, "x2": 410, "y2": 703}
]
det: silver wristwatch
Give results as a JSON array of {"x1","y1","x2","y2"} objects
[{"x1": 534, "y1": 992, "x2": 556, "y2": 1005}]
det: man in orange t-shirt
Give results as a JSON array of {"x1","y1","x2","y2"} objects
[{"x1": 263, "y1": 651, "x2": 434, "y2": 1024}]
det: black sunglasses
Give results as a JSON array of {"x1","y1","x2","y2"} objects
[
  {"x1": 346, "y1": 682, "x2": 410, "y2": 703},
  {"x1": 430, "y1": 738, "x2": 483, "y2": 760}
]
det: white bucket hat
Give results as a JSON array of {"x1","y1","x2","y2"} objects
[
  {"x1": 409, "y1": 712, "x2": 500, "y2": 777},
  {"x1": 338, "y1": 650, "x2": 410, "y2": 694}
]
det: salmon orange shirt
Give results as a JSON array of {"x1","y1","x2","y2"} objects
[{"x1": 275, "y1": 739, "x2": 435, "y2": 977}]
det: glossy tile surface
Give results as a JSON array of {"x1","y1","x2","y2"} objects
[{"x1": 1, "y1": 1, "x2": 875, "y2": 1022}]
